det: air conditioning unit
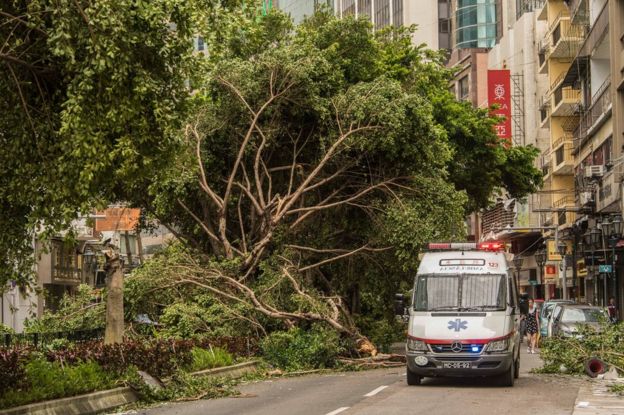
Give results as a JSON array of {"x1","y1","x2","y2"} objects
[
  {"x1": 584, "y1": 165, "x2": 606, "y2": 178},
  {"x1": 579, "y1": 191, "x2": 593, "y2": 206}
]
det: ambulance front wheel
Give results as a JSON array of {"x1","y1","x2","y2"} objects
[{"x1": 407, "y1": 368, "x2": 422, "y2": 385}]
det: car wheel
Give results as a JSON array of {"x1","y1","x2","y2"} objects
[
  {"x1": 514, "y1": 354, "x2": 520, "y2": 379},
  {"x1": 407, "y1": 369, "x2": 422, "y2": 385}
]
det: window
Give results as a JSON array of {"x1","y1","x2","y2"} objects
[
  {"x1": 342, "y1": 0, "x2": 355, "y2": 16},
  {"x1": 413, "y1": 274, "x2": 506, "y2": 311},
  {"x1": 196, "y1": 37, "x2": 204, "y2": 52},
  {"x1": 374, "y1": 0, "x2": 390, "y2": 29},
  {"x1": 392, "y1": 0, "x2": 403, "y2": 27},
  {"x1": 458, "y1": 75, "x2": 469, "y2": 100},
  {"x1": 358, "y1": 0, "x2": 372, "y2": 17},
  {"x1": 439, "y1": 19, "x2": 449, "y2": 33}
]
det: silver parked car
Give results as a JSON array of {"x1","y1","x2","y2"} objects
[{"x1": 550, "y1": 304, "x2": 606, "y2": 337}]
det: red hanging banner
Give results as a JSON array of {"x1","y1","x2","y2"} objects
[{"x1": 487, "y1": 70, "x2": 512, "y2": 145}]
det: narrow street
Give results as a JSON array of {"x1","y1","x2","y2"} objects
[{"x1": 134, "y1": 349, "x2": 583, "y2": 415}]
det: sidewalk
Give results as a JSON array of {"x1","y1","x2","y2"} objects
[{"x1": 572, "y1": 378, "x2": 624, "y2": 415}]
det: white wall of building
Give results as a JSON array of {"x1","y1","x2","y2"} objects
[{"x1": 404, "y1": 1, "x2": 439, "y2": 49}]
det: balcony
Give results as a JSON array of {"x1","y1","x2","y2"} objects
[
  {"x1": 551, "y1": 85, "x2": 581, "y2": 116},
  {"x1": 553, "y1": 194, "x2": 576, "y2": 228},
  {"x1": 552, "y1": 141, "x2": 574, "y2": 175},
  {"x1": 540, "y1": 149, "x2": 552, "y2": 178},
  {"x1": 573, "y1": 78, "x2": 611, "y2": 151},
  {"x1": 545, "y1": 13, "x2": 586, "y2": 59},
  {"x1": 568, "y1": 0, "x2": 589, "y2": 25}
]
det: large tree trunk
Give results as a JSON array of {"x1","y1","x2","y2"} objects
[{"x1": 104, "y1": 253, "x2": 124, "y2": 344}]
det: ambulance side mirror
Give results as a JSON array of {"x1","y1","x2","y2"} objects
[{"x1": 394, "y1": 293, "x2": 406, "y2": 316}]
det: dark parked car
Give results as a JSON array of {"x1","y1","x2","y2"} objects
[{"x1": 551, "y1": 304, "x2": 606, "y2": 337}]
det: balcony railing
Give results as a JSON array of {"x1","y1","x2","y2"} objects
[
  {"x1": 546, "y1": 14, "x2": 586, "y2": 59},
  {"x1": 553, "y1": 86, "x2": 580, "y2": 107},
  {"x1": 516, "y1": 0, "x2": 546, "y2": 20},
  {"x1": 553, "y1": 194, "x2": 575, "y2": 208},
  {"x1": 552, "y1": 134, "x2": 572, "y2": 149},
  {"x1": 573, "y1": 78, "x2": 611, "y2": 150}
]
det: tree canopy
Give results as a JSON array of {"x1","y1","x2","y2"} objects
[{"x1": 1, "y1": 2, "x2": 542, "y2": 339}]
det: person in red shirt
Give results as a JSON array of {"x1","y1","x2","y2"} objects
[{"x1": 607, "y1": 297, "x2": 618, "y2": 323}]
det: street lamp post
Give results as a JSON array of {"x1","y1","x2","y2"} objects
[
  {"x1": 535, "y1": 249, "x2": 546, "y2": 300},
  {"x1": 558, "y1": 241, "x2": 568, "y2": 300},
  {"x1": 606, "y1": 215, "x2": 622, "y2": 306},
  {"x1": 585, "y1": 227, "x2": 602, "y2": 305}
]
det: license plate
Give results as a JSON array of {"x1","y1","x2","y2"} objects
[{"x1": 443, "y1": 362, "x2": 471, "y2": 369}]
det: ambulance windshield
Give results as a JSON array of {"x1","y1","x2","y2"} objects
[{"x1": 413, "y1": 274, "x2": 506, "y2": 311}]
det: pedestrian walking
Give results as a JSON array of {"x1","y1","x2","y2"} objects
[
  {"x1": 607, "y1": 297, "x2": 618, "y2": 323},
  {"x1": 526, "y1": 298, "x2": 539, "y2": 354},
  {"x1": 519, "y1": 291, "x2": 529, "y2": 342}
]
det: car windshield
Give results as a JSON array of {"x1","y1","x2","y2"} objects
[
  {"x1": 413, "y1": 274, "x2": 506, "y2": 311},
  {"x1": 561, "y1": 308, "x2": 603, "y2": 323}
]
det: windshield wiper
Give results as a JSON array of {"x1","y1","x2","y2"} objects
[{"x1": 429, "y1": 306, "x2": 459, "y2": 311}]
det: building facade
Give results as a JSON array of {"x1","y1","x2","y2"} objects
[
  {"x1": 275, "y1": 1, "x2": 451, "y2": 51},
  {"x1": 453, "y1": 0, "x2": 499, "y2": 49},
  {"x1": 483, "y1": 0, "x2": 551, "y2": 299}
]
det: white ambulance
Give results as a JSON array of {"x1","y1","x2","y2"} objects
[{"x1": 396, "y1": 242, "x2": 521, "y2": 386}]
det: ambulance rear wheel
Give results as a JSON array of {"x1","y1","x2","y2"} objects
[{"x1": 407, "y1": 369, "x2": 422, "y2": 385}]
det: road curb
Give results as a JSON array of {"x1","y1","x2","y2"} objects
[
  {"x1": 572, "y1": 379, "x2": 624, "y2": 415},
  {"x1": 0, "y1": 360, "x2": 260, "y2": 415}
]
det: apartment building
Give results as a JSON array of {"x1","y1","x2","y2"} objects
[
  {"x1": 482, "y1": 0, "x2": 551, "y2": 299},
  {"x1": 275, "y1": 1, "x2": 451, "y2": 51},
  {"x1": 525, "y1": 0, "x2": 624, "y2": 305}
]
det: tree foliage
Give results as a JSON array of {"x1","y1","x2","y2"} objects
[
  {"x1": 0, "y1": 0, "x2": 199, "y2": 286},
  {"x1": 1, "y1": 3, "x2": 543, "y2": 342}
]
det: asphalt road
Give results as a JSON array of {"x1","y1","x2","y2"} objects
[{"x1": 131, "y1": 349, "x2": 582, "y2": 415}]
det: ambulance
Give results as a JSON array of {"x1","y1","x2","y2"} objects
[{"x1": 396, "y1": 242, "x2": 521, "y2": 386}]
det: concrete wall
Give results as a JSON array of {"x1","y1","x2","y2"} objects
[{"x1": 405, "y1": 0, "x2": 439, "y2": 49}]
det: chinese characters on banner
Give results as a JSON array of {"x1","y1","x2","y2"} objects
[{"x1": 487, "y1": 70, "x2": 512, "y2": 145}]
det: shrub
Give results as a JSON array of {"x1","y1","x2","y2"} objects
[
  {"x1": 188, "y1": 347, "x2": 234, "y2": 372},
  {"x1": 46, "y1": 339, "x2": 195, "y2": 378},
  {"x1": 0, "y1": 358, "x2": 116, "y2": 409},
  {"x1": 0, "y1": 348, "x2": 28, "y2": 392},
  {"x1": 260, "y1": 325, "x2": 343, "y2": 371}
]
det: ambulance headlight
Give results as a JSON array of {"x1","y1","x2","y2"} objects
[
  {"x1": 407, "y1": 338, "x2": 428, "y2": 352},
  {"x1": 487, "y1": 339, "x2": 508, "y2": 352}
]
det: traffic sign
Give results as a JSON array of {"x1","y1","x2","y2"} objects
[{"x1": 599, "y1": 265, "x2": 612, "y2": 273}]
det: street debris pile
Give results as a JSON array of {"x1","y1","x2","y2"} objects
[
  {"x1": 338, "y1": 354, "x2": 406, "y2": 369},
  {"x1": 539, "y1": 322, "x2": 624, "y2": 377}
]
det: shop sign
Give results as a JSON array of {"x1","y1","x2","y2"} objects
[
  {"x1": 487, "y1": 70, "x2": 512, "y2": 145},
  {"x1": 543, "y1": 263, "x2": 557, "y2": 282},
  {"x1": 599, "y1": 264, "x2": 612, "y2": 273},
  {"x1": 546, "y1": 240, "x2": 562, "y2": 261},
  {"x1": 577, "y1": 259, "x2": 587, "y2": 277}
]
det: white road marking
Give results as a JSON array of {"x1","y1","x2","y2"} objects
[
  {"x1": 325, "y1": 407, "x2": 350, "y2": 415},
  {"x1": 364, "y1": 385, "x2": 388, "y2": 397}
]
